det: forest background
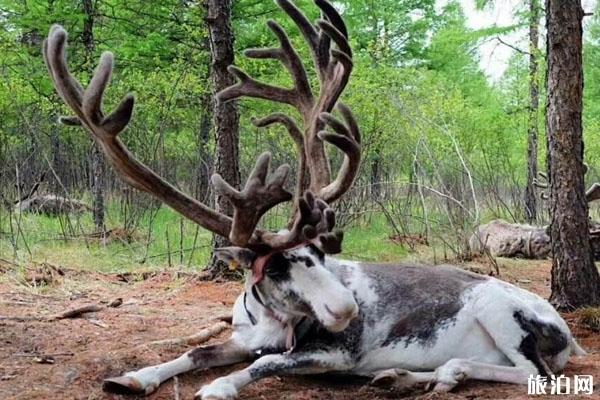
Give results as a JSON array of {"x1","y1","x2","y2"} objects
[{"x1": 2, "y1": 0, "x2": 599, "y2": 272}]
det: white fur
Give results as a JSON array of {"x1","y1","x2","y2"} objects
[
  {"x1": 197, "y1": 376, "x2": 238, "y2": 400},
  {"x1": 230, "y1": 291, "x2": 289, "y2": 350},
  {"x1": 288, "y1": 250, "x2": 358, "y2": 331}
]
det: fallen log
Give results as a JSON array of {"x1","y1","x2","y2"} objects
[
  {"x1": 469, "y1": 219, "x2": 550, "y2": 259},
  {"x1": 15, "y1": 194, "x2": 90, "y2": 216},
  {"x1": 471, "y1": 219, "x2": 600, "y2": 260}
]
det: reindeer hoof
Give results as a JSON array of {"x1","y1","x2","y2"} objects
[
  {"x1": 195, "y1": 377, "x2": 238, "y2": 400},
  {"x1": 371, "y1": 369, "x2": 401, "y2": 387},
  {"x1": 430, "y1": 359, "x2": 466, "y2": 392},
  {"x1": 371, "y1": 368, "x2": 419, "y2": 390},
  {"x1": 432, "y1": 382, "x2": 456, "y2": 392},
  {"x1": 103, "y1": 376, "x2": 153, "y2": 395}
]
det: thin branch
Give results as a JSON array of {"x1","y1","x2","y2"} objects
[{"x1": 496, "y1": 36, "x2": 530, "y2": 56}]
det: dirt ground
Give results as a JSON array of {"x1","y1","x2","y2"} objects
[{"x1": 0, "y1": 259, "x2": 598, "y2": 400}]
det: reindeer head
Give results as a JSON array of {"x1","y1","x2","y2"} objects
[
  {"x1": 43, "y1": 0, "x2": 361, "y2": 331},
  {"x1": 216, "y1": 242, "x2": 358, "y2": 332}
]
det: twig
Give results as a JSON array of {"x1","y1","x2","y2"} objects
[
  {"x1": 0, "y1": 300, "x2": 34, "y2": 306},
  {"x1": 495, "y1": 36, "x2": 529, "y2": 55},
  {"x1": 141, "y1": 322, "x2": 229, "y2": 347},
  {"x1": 482, "y1": 233, "x2": 500, "y2": 276},
  {"x1": 87, "y1": 318, "x2": 108, "y2": 328},
  {"x1": 0, "y1": 257, "x2": 20, "y2": 268},
  {"x1": 187, "y1": 225, "x2": 200, "y2": 268},
  {"x1": 166, "y1": 226, "x2": 172, "y2": 267},
  {"x1": 0, "y1": 315, "x2": 45, "y2": 321},
  {"x1": 145, "y1": 245, "x2": 211, "y2": 261},
  {"x1": 2, "y1": 303, "x2": 105, "y2": 321},
  {"x1": 173, "y1": 376, "x2": 181, "y2": 400},
  {"x1": 13, "y1": 352, "x2": 74, "y2": 358}
]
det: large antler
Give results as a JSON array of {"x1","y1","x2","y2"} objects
[
  {"x1": 217, "y1": 0, "x2": 361, "y2": 205},
  {"x1": 537, "y1": 167, "x2": 600, "y2": 203},
  {"x1": 43, "y1": 25, "x2": 333, "y2": 251}
]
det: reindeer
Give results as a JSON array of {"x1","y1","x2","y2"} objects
[
  {"x1": 43, "y1": 1, "x2": 585, "y2": 399},
  {"x1": 470, "y1": 170, "x2": 600, "y2": 259}
]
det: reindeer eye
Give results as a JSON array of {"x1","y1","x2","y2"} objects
[{"x1": 265, "y1": 253, "x2": 291, "y2": 280}]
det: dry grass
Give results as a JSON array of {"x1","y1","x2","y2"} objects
[
  {"x1": 1, "y1": 258, "x2": 600, "y2": 400},
  {"x1": 578, "y1": 306, "x2": 600, "y2": 332}
]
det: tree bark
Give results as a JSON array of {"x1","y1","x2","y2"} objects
[
  {"x1": 546, "y1": 0, "x2": 600, "y2": 310},
  {"x1": 524, "y1": 0, "x2": 539, "y2": 223},
  {"x1": 205, "y1": 0, "x2": 241, "y2": 278},
  {"x1": 196, "y1": 92, "x2": 213, "y2": 203},
  {"x1": 82, "y1": 0, "x2": 105, "y2": 233}
]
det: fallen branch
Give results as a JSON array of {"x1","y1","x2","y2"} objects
[
  {"x1": 141, "y1": 322, "x2": 229, "y2": 347},
  {"x1": 50, "y1": 304, "x2": 104, "y2": 320},
  {"x1": 0, "y1": 315, "x2": 45, "y2": 321},
  {"x1": 13, "y1": 352, "x2": 74, "y2": 358},
  {"x1": 1, "y1": 297, "x2": 123, "y2": 322}
]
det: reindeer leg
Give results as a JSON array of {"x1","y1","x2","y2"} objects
[
  {"x1": 195, "y1": 350, "x2": 353, "y2": 400},
  {"x1": 103, "y1": 339, "x2": 251, "y2": 395},
  {"x1": 371, "y1": 368, "x2": 435, "y2": 391},
  {"x1": 430, "y1": 359, "x2": 533, "y2": 392},
  {"x1": 370, "y1": 359, "x2": 533, "y2": 393}
]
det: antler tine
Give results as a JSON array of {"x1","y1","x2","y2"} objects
[
  {"x1": 316, "y1": 20, "x2": 352, "y2": 60},
  {"x1": 217, "y1": 65, "x2": 298, "y2": 107},
  {"x1": 314, "y1": 0, "x2": 353, "y2": 95},
  {"x1": 315, "y1": 0, "x2": 348, "y2": 39},
  {"x1": 316, "y1": 103, "x2": 361, "y2": 203},
  {"x1": 217, "y1": 14, "x2": 318, "y2": 114},
  {"x1": 309, "y1": 195, "x2": 344, "y2": 254},
  {"x1": 44, "y1": 25, "x2": 239, "y2": 240},
  {"x1": 276, "y1": 0, "x2": 319, "y2": 51},
  {"x1": 258, "y1": 191, "x2": 343, "y2": 254},
  {"x1": 212, "y1": 152, "x2": 293, "y2": 246},
  {"x1": 245, "y1": 20, "x2": 314, "y2": 109},
  {"x1": 44, "y1": 26, "x2": 84, "y2": 111},
  {"x1": 586, "y1": 182, "x2": 600, "y2": 203},
  {"x1": 276, "y1": 0, "x2": 347, "y2": 82},
  {"x1": 252, "y1": 113, "x2": 308, "y2": 199}
]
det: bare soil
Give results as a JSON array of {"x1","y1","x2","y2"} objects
[{"x1": 0, "y1": 259, "x2": 598, "y2": 400}]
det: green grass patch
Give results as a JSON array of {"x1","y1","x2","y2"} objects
[
  {"x1": 0, "y1": 203, "x2": 414, "y2": 272},
  {"x1": 0, "y1": 204, "x2": 213, "y2": 272}
]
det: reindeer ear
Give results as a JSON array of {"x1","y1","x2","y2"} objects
[{"x1": 214, "y1": 247, "x2": 257, "y2": 270}]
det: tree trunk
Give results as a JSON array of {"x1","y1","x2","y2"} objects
[
  {"x1": 82, "y1": 0, "x2": 105, "y2": 233},
  {"x1": 196, "y1": 92, "x2": 213, "y2": 203},
  {"x1": 524, "y1": 0, "x2": 539, "y2": 223},
  {"x1": 546, "y1": 0, "x2": 600, "y2": 310},
  {"x1": 205, "y1": 0, "x2": 241, "y2": 278}
]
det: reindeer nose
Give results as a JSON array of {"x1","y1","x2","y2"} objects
[{"x1": 325, "y1": 303, "x2": 358, "y2": 321}]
